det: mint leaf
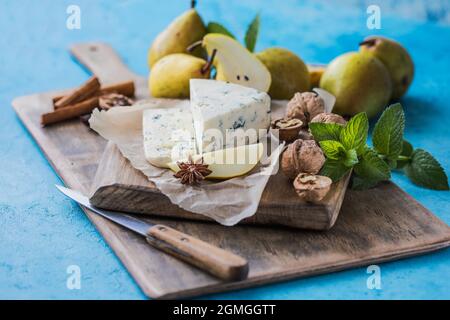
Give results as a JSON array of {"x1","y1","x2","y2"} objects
[
  {"x1": 245, "y1": 13, "x2": 260, "y2": 52},
  {"x1": 404, "y1": 149, "x2": 449, "y2": 190},
  {"x1": 320, "y1": 159, "x2": 351, "y2": 182},
  {"x1": 386, "y1": 159, "x2": 398, "y2": 169},
  {"x1": 353, "y1": 148, "x2": 391, "y2": 189},
  {"x1": 340, "y1": 112, "x2": 368, "y2": 154},
  {"x1": 343, "y1": 149, "x2": 359, "y2": 167},
  {"x1": 319, "y1": 140, "x2": 346, "y2": 160},
  {"x1": 373, "y1": 103, "x2": 405, "y2": 160},
  {"x1": 207, "y1": 22, "x2": 235, "y2": 39},
  {"x1": 400, "y1": 140, "x2": 414, "y2": 157},
  {"x1": 396, "y1": 140, "x2": 414, "y2": 169},
  {"x1": 351, "y1": 176, "x2": 381, "y2": 190},
  {"x1": 309, "y1": 123, "x2": 343, "y2": 142}
]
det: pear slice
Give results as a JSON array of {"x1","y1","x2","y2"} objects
[
  {"x1": 202, "y1": 34, "x2": 271, "y2": 92},
  {"x1": 168, "y1": 143, "x2": 264, "y2": 180}
]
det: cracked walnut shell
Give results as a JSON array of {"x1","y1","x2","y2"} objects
[
  {"x1": 271, "y1": 118, "x2": 303, "y2": 142},
  {"x1": 310, "y1": 112, "x2": 347, "y2": 125},
  {"x1": 280, "y1": 139, "x2": 325, "y2": 179},
  {"x1": 99, "y1": 93, "x2": 134, "y2": 110},
  {"x1": 293, "y1": 173, "x2": 332, "y2": 202},
  {"x1": 285, "y1": 92, "x2": 325, "y2": 126}
]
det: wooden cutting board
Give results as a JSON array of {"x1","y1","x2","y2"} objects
[
  {"x1": 12, "y1": 42, "x2": 450, "y2": 299},
  {"x1": 89, "y1": 122, "x2": 350, "y2": 230}
]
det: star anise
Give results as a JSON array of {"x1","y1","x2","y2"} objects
[{"x1": 174, "y1": 156, "x2": 212, "y2": 185}]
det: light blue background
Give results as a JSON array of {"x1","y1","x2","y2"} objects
[{"x1": 0, "y1": 0, "x2": 449, "y2": 299}]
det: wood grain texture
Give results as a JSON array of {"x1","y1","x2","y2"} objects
[
  {"x1": 147, "y1": 225, "x2": 249, "y2": 281},
  {"x1": 90, "y1": 142, "x2": 351, "y2": 230},
  {"x1": 11, "y1": 42, "x2": 450, "y2": 299}
]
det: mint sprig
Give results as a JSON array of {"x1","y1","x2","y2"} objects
[
  {"x1": 372, "y1": 103, "x2": 405, "y2": 160},
  {"x1": 404, "y1": 149, "x2": 449, "y2": 190},
  {"x1": 310, "y1": 103, "x2": 449, "y2": 191},
  {"x1": 309, "y1": 123, "x2": 343, "y2": 142},
  {"x1": 320, "y1": 159, "x2": 351, "y2": 182}
]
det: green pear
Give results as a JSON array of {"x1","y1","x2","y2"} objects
[
  {"x1": 359, "y1": 36, "x2": 414, "y2": 100},
  {"x1": 320, "y1": 52, "x2": 392, "y2": 118},
  {"x1": 256, "y1": 48, "x2": 310, "y2": 99},
  {"x1": 202, "y1": 34, "x2": 272, "y2": 92},
  {"x1": 148, "y1": 8, "x2": 206, "y2": 68},
  {"x1": 149, "y1": 53, "x2": 210, "y2": 98}
]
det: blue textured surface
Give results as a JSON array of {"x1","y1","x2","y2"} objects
[{"x1": 0, "y1": 0, "x2": 449, "y2": 299}]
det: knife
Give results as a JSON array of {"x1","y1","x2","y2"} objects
[{"x1": 56, "y1": 185, "x2": 249, "y2": 281}]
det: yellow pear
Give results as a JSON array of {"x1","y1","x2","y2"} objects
[
  {"x1": 149, "y1": 53, "x2": 211, "y2": 99},
  {"x1": 359, "y1": 36, "x2": 414, "y2": 100},
  {"x1": 256, "y1": 47, "x2": 310, "y2": 99},
  {"x1": 202, "y1": 34, "x2": 271, "y2": 92},
  {"x1": 168, "y1": 143, "x2": 264, "y2": 180},
  {"x1": 320, "y1": 52, "x2": 392, "y2": 118},
  {"x1": 148, "y1": 8, "x2": 206, "y2": 68},
  {"x1": 307, "y1": 64, "x2": 326, "y2": 89}
]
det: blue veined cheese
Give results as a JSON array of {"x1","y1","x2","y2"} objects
[
  {"x1": 190, "y1": 79, "x2": 271, "y2": 152},
  {"x1": 143, "y1": 107, "x2": 196, "y2": 168}
]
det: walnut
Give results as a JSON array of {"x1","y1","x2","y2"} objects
[
  {"x1": 285, "y1": 92, "x2": 325, "y2": 126},
  {"x1": 99, "y1": 93, "x2": 134, "y2": 110},
  {"x1": 280, "y1": 139, "x2": 325, "y2": 179},
  {"x1": 310, "y1": 112, "x2": 347, "y2": 125},
  {"x1": 298, "y1": 129, "x2": 314, "y2": 140},
  {"x1": 270, "y1": 118, "x2": 303, "y2": 142},
  {"x1": 293, "y1": 173, "x2": 332, "y2": 202}
]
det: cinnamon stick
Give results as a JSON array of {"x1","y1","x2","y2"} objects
[
  {"x1": 42, "y1": 96, "x2": 99, "y2": 126},
  {"x1": 52, "y1": 80, "x2": 135, "y2": 104},
  {"x1": 54, "y1": 77, "x2": 101, "y2": 109}
]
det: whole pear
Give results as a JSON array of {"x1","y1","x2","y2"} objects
[
  {"x1": 320, "y1": 52, "x2": 392, "y2": 118},
  {"x1": 148, "y1": 8, "x2": 206, "y2": 68},
  {"x1": 149, "y1": 53, "x2": 210, "y2": 98},
  {"x1": 256, "y1": 48, "x2": 310, "y2": 99},
  {"x1": 307, "y1": 64, "x2": 326, "y2": 89},
  {"x1": 359, "y1": 36, "x2": 414, "y2": 100}
]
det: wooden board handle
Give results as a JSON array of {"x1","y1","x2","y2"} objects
[
  {"x1": 147, "y1": 225, "x2": 249, "y2": 281},
  {"x1": 70, "y1": 42, "x2": 138, "y2": 84}
]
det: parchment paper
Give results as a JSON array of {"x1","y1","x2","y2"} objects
[{"x1": 89, "y1": 99, "x2": 284, "y2": 226}]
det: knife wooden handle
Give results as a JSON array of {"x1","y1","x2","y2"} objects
[{"x1": 146, "y1": 224, "x2": 249, "y2": 281}]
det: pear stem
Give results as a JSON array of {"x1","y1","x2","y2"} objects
[
  {"x1": 187, "y1": 40, "x2": 203, "y2": 53},
  {"x1": 201, "y1": 49, "x2": 217, "y2": 75},
  {"x1": 191, "y1": 0, "x2": 196, "y2": 9},
  {"x1": 359, "y1": 39, "x2": 376, "y2": 48}
]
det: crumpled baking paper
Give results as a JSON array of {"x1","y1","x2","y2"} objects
[{"x1": 89, "y1": 99, "x2": 285, "y2": 226}]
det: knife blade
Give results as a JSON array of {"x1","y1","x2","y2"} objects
[{"x1": 56, "y1": 185, "x2": 249, "y2": 281}]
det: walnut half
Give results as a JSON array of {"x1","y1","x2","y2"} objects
[
  {"x1": 280, "y1": 139, "x2": 325, "y2": 179},
  {"x1": 293, "y1": 173, "x2": 332, "y2": 202},
  {"x1": 270, "y1": 118, "x2": 303, "y2": 142}
]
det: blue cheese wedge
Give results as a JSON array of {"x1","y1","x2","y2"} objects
[
  {"x1": 143, "y1": 106, "x2": 196, "y2": 168},
  {"x1": 190, "y1": 79, "x2": 271, "y2": 152}
]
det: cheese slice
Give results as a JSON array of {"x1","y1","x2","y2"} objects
[
  {"x1": 143, "y1": 106, "x2": 196, "y2": 168},
  {"x1": 190, "y1": 79, "x2": 271, "y2": 153}
]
